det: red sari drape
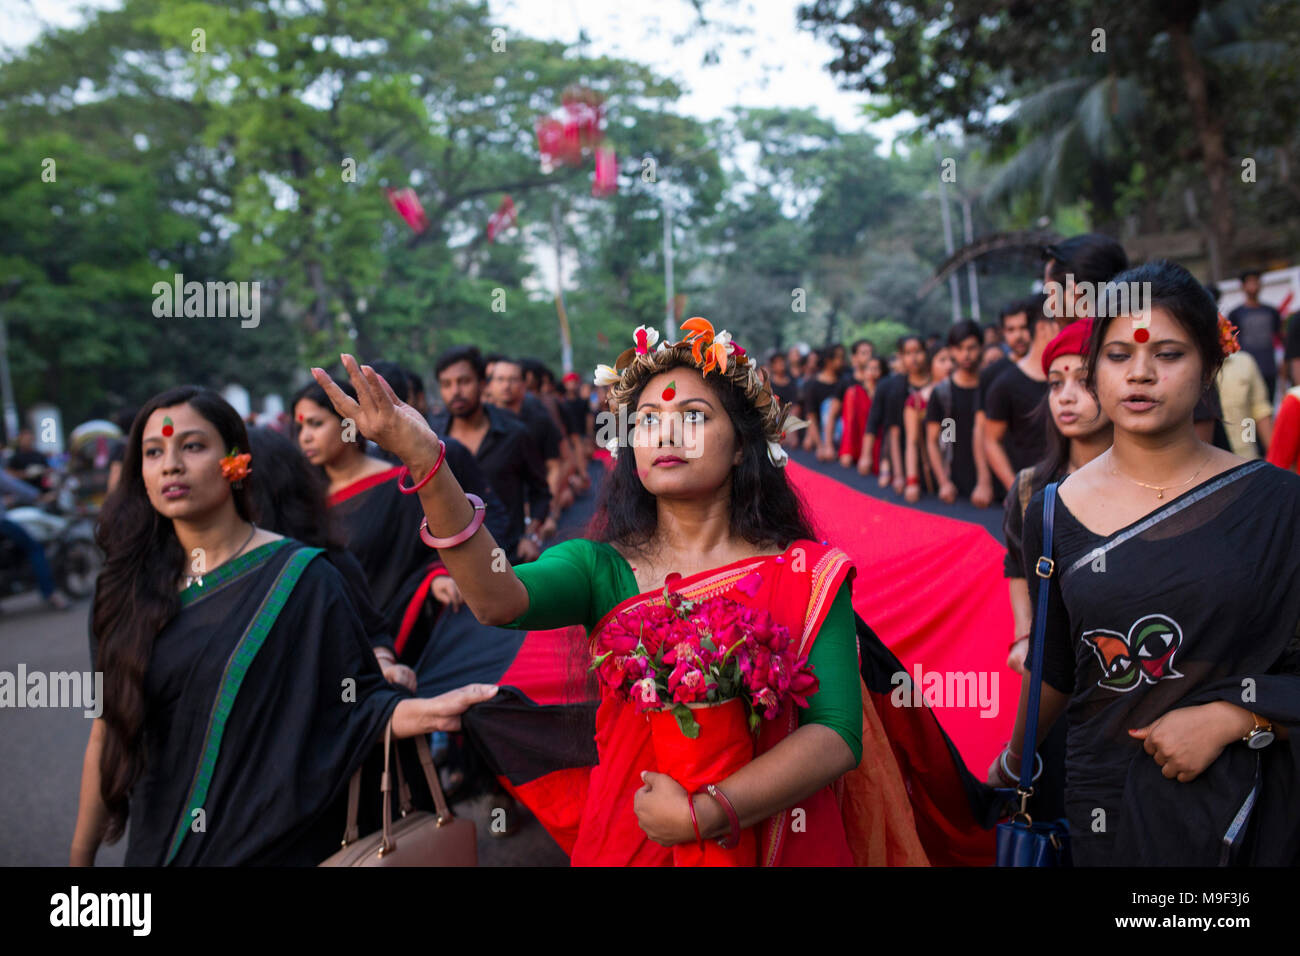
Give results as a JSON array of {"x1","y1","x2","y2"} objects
[{"x1": 564, "y1": 539, "x2": 930, "y2": 866}]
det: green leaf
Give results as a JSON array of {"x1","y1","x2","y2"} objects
[{"x1": 672, "y1": 704, "x2": 701, "y2": 739}]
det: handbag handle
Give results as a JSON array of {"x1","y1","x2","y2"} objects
[
  {"x1": 1017, "y1": 482, "x2": 1059, "y2": 805},
  {"x1": 339, "y1": 717, "x2": 458, "y2": 852}
]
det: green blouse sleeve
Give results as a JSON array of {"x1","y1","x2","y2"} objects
[
  {"x1": 797, "y1": 581, "x2": 863, "y2": 765},
  {"x1": 506, "y1": 538, "x2": 622, "y2": 633}
]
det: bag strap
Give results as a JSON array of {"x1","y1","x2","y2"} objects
[
  {"x1": 339, "y1": 718, "x2": 457, "y2": 851},
  {"x1": 1019, "y1": 481, "x2": 1058, "y2": 796}
]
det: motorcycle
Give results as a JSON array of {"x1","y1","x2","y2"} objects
[{"x1": 0, "y1": 471, "x2": 102, "y2": 602}]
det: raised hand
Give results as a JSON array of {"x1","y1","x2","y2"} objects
[{"x1": 311, "y1": 354, "x2": 438, "y2": 463}]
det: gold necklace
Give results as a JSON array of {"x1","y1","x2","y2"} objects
[
  {"x1": 1108, "y1": 453, "x2": 1209, "y2": 500},
  {"x1": 185, "y1": 522, "x2": 257, "y2": 589}
]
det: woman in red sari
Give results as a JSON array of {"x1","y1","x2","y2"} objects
[{"x1": 310, "y1": 321, "x2": 932, "y2": 866}]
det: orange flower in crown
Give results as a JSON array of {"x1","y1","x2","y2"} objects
[
  {"x1": 1217, "y1": 313, "x2": 1241, "y2": 357},
  {"x1": 220, "y1": 446, "x2": 253, "y2": 483},
  {"x1": 680, "y1": 316, "x2": 742, "y2": 377}
]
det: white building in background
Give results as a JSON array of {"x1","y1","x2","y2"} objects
[{"x1": 1214, "y1": 266, "x2": 1300, "y2": 318}]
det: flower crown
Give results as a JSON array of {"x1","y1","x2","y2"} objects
[{"x1": 593, "y1": 318, "x2": 807, "y2": 467}]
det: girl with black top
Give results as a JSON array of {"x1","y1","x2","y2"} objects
[
  {"x1": 245, "y1": 426, "x2": 417, "y2": 690},
  {"x1": 991, "y1": 261, "x2": 1300, "y2": 865}
]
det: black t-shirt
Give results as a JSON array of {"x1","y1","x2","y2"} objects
[
  {"x1": 770, "y1": 376, "x2": 800, "y2": 409},
  {"x1": 561, "y1": 397, "x2": 588, "y2": 437},
  {"x1": 983, "y1": 363, "x2": 1049, "y2": 474},
  {"x1": 510, "y1": 396, "x2": 563, "y2": 461},
  {"x1": 7, "y1": 449, "x2": 48, "y2": 472},
  {"x1": 1227, "y1": 304, "x2": 1281, "y2": 380},
  {"x1": 866, "y1": 373, "x2": 905, "y2": 435},
  {"x1": 978, "y1": 356, "x2": 1013, "y2": 411},
  {"x1": 801, "y1": 377, "x2": 847, "y2": 420},
  {"x1": 925, "y1": 379, "x2": 979, "y2": 496}
]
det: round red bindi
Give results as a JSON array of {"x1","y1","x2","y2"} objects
[
  {"x1": 1134, "y1": 328, "x2": 1150, "y2": 343},
  {"x1": 162, "y1": 425, "x2": 173, "y2": 437}
]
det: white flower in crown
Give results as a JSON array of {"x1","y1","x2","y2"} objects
[
  {"x1": 713, "y1": 330, "x2": 735, "y2": 354},
  {"x1": 766, "y1": 439, "x2": 789, "y2": 468},
  {"x1": 633, "y1": 326, "x2": 660, "y2": 354},
  {"x1": 656, "y1": 340, "x2": 669, "y2": 352},
  {"x1": 593, "y1": 364, "x2": 621, "y2": 387}
]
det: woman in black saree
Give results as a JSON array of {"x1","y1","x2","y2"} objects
[
  {"x1": 71, "y1": 387, "x2": 496, "y2": 866},
  {"x1": 991, "y1": 261, "x2": 1300, "y2": 865},
  {"x1": 293, "y1": 381, "x2": 508, "y2": 666}
]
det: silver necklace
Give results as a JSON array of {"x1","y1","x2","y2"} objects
[{"x1": 185, "y1": 522, "x2": 257, "y2": 589}]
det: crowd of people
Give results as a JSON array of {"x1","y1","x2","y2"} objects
[
  {"x1": 2, "y1": 229, "x2": 1292, "y2": 867},
  {"x1": 759, "y1": 244, "x2": 1300, "y2": 512}
]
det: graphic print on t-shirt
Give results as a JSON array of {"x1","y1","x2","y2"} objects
[{"x1": 1082, "y1": 613, "x2": 1184, "y2": 692}]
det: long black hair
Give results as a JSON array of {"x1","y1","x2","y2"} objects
[
  {"x1": 92, "y1": 386, "x2": 252, "y2": 843},
  {"x1": 592, "y1": 357, "x2": 818, "y2": 553},
  {"x1": 246, "y1": 426, "x2": 343, "y2": 550},
  {"x1": 1025, "y1": 393, "x2": 1078, "y2": 499}
]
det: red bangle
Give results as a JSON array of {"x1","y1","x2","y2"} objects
[
  {"x1": 396, "y1": 440, "x2": 446, "y2": 494},
  {"x1": 699, "y1": 784, "x2": 741, "y2": 850},
  {"x1": 687, "y1": 794, "x2": 704, "y2": 850},
  {"x1": 905, "y1": 476, "x2": 920, "y2": 486}
]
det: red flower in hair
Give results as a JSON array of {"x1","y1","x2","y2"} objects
[
  {"x1": 220, "y1": 448, "x2": 252, "y2": 483},
  {"x1": 1217, "y1": 313, "x2": 1241, "y2": 356}
]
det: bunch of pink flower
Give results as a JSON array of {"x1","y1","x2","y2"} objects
[{"x1": 591, "y1": 588, "x2": 819, "y2": 736}]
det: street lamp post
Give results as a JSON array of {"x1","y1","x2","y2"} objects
[{"x1": 0, "y1": 278, "x2": 24, "y2": 444}]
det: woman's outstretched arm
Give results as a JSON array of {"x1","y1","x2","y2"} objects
[{"x1": 312, "y1": 356, "x2": 528, "y2": 627}]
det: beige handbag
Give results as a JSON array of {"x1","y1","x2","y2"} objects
[{"x1": 319, "y1": 720, "x2": 477, "y2": 867}]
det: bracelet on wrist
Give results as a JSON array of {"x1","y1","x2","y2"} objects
[
  {"x1": 419, "y1": 493, "x2": 486, "y2": 549},
  {"x1": 698, "y1": 784, "x2": 741, "y2": 850},
  {"x1": 687, "y1": 795, "x2": 704, "y2": 850},
  {"x1": 396, "y1": 440, "x2": 446, "y2": 494}
]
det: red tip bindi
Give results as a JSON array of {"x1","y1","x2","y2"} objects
[
  {"x1": 162, "y1": 425, "x2": 174, "y2": 437},
  {"x1": 1134, "y1": 328, "x2": 1150, "y2": 343}
]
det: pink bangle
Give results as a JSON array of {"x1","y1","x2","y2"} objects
[
  {"x1": 699, "y1": 784, "x2": 741, "y2": 849},
  {"x1": 418, "y1": 493, "x2": 485, "y2": 549},
  {"x1": 397, "y1": 441, "x2": 446, "y2": 494}
]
